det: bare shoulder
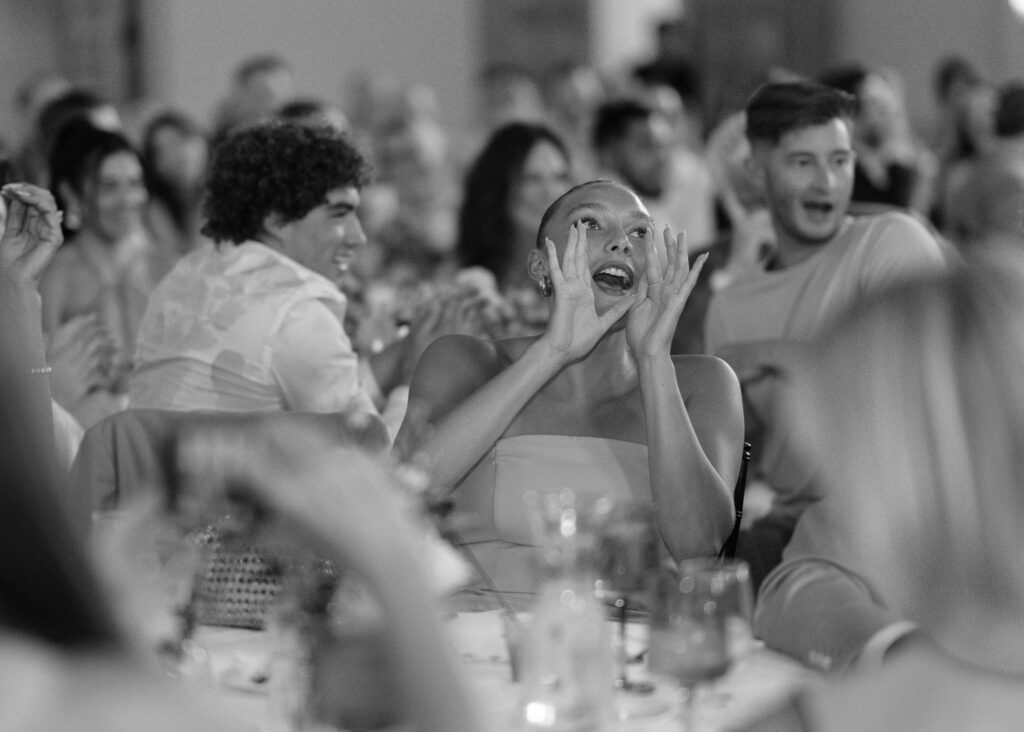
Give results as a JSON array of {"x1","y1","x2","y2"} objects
[
  {"x1": 414, "y1": 333, "x2": 508, "y2": 380},
  {"x1": 671, "y1": 354, "x2": 741, "y2": 399},
  {"x1": 406, "y1": 334, "x2": 514, "y2": 409}
]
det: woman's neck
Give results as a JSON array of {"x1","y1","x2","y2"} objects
[{"x1": 557, "y1": 327, "x2": 639, "y2": 398}]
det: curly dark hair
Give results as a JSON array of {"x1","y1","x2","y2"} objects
[
  {"x1": 456, "y1": 122, "x2": 569, "y2": 288},
  {"x1": 201, "y1": 121, "x2": 371, "y2": 244}
]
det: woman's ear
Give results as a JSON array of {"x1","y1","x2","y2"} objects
[
  {"x1": 58, "y1": 181, "x2": 82, "y2": 230},
  {"x1": 526, "y1": 247, "x2": 548, "y2": 282}
]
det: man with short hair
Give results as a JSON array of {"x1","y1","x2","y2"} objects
[
  {"x1": 706, "y1": 81, "x2": 948, "y2": 673},
  {"x1": 130, "y1": 121, "x2": 391, "y2": 440},
  {"x1": 593, "y1": 98, "x2": 715, "y2": 252}
]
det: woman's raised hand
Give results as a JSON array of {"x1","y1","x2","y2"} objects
[
  {"x1": 0, "y1": 183, "x2": 63, "y2": 293},
  {"x1": 626, "y1": 226, "x2": 707, "y2": 359},
  {"x1": 539, "y1": 222, "x2": 635, "y2": 360}
]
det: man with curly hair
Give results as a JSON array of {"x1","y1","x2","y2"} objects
[{"x1": 129, "y1": 121, "x2": 389, "y2": 440}]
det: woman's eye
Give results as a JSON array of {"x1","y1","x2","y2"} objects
[
  {"x1": 631, "y1": 227, "x2": 650, "y2": 239},
  {"x1": 579, "y1": 218, "x2": 599, "y2": 230}
]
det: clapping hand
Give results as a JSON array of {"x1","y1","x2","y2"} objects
[
  {"x1": 541, "y1": 222, "x2": 636, "y2": 360},
  {"x1": 46, "y1": 314, "x2": 116, "y2": 405},
  {"x1": 626, "y1": 226, "x2": 707, "y2": 359},
  {"x1": 0, "y1": 183, "x2": 63, "y2": 293}
]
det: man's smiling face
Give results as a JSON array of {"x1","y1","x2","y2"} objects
[{"x1": 755, "y1": 118, "x2": 855, "y2": 249}]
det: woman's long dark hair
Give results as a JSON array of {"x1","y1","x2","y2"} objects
[
  {"x1": 0, "y1": 321, "x2": 123, "y2": 649},
  {"x1": 456, "y1": 122, "x2": 568, "y2": 288},
  {"x1": 48, "y1": 117, "x2": 143, "y2": 238}
]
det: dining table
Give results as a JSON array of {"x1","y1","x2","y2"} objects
[{"x1": 191, "y1": 604, "x2": 820, "y2": 732}]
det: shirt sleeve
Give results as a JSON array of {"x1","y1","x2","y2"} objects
[
  {"x1": 859, "y1": 213, "x2": 949, "y2": 296},
  {"x1": 269, "y1": 298, "x2": 379, "y2": 415}
]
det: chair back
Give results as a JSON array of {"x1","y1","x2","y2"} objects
[{"x1": 68, "y1": 408, "x2": 375, "y2": 629}]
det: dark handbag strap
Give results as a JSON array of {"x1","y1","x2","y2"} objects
[{"x1": 718, "y1": 442, "x2": 751, "y2": 560}]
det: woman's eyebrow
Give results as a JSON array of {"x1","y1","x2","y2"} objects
[{"x1": 565, "y1": 202, "x2": 610, "y2": 218}]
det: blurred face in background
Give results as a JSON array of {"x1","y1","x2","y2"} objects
[
  {"x1": 80, "y1": 151, "x2": 148, "y2": 243},
  {"x1": 508, "y1": 140, "x2": 572, "y2": 239},
  {"x1": 603, "y1": 113, "x2": 672, "y2": 199},
  {"x1": 148, "y1": 123, "x2": 208, "y2": 191},
  {"x1": 856, "y1": 72, "x2": 903, "y2": 146}
]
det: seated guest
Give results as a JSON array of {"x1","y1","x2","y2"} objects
[
  {"x1": 0, "y1": 187, "x2": 478, "y2": 730},
  {"x1": 944, "y1": 81, "x2": 1024, "y2": 253},
  {"x1": 129, "y1": 121, "x2": 400, "y2": 439},
  {"x1": 455, "y1": 122, "x2": 574, "y2": 335},
  {"x1": 210, "y1": 53, "x2": 295, "y2": 146},
  {"x1": 0, "y1": 179, "x2": 242, "y2": 729},
  {"x1": 40, "y1": 119, "x2": 159, "y2": 426},
  {"x1": 818, "y1": 64, "x2": 938, "y2": 215},
  {"x1": 592, "y1": 97, "x2": 717, "y2": 254},
  {"x1": 457, "y1": 122, "x2": 574, "y2": 291},
  {"x1": 396, "y1": 179, "x2": 743, "y2": 597},
  {"x1": 704, "y1": 81, "x2": 948, "y2": 589},
  {"x1": 748, "y1": 252, "x2": 1024, "y2": 730},
  {"x1": 141, "y1": 108, "x2": 210, "y2": 265}
]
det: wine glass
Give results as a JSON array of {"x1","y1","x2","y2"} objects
[
  {"x1": 593, "y1": 499, "x2": 668, "y2": 718},
  {"x1": 648, "y1": 560, "x2": 735, "y2": 731}
]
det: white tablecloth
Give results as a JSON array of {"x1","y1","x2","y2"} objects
[{"x1": 194, "y1": 611, "x2": 818, "y2": 731}]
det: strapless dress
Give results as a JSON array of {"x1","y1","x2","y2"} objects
[{"x1": 451, "y1": 434, "x2": 651, "y2": 598}]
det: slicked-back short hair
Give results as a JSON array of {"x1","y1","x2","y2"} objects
[
  {"x1": 201, "y1": 121, "x2": 370, "y2": 245},
  {"x1": 745, "y1": 81, "x2": 857, "y2": 146},
  {"x1": 535, "y1": 178, "x2": 634, "y2": 248}
]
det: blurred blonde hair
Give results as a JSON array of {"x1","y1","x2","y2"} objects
[{"x1": 788, "y1": 248, "x2": 1024, "y2": 648}]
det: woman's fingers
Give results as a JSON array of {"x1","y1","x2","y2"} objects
[
  {"x1": 644, "y1": 233, "x2": 663, "y2": 289},
  {"x1": 683, "y1": 252, "x2": 709, "y2": 295},
  {"x1": 574, "y1": 222, "x2": 589, "y2": 279},
  {"x1": 2, "y1": 197, "x2": 27, "y2": 239},
  {"x1": 544, "y1": 238, "x2": 564, "y2": 284}
]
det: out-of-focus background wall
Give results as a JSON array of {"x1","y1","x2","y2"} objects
[{"x1": 2, "y1": 0, "x2": 1023, "y2": 145}]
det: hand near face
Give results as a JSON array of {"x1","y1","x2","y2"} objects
[
  {"x1": 0, "y1": 183, "x2": 64, "y2": 292},
  {"x1": 540, "y1": 221, "x2": 636, "y2": 360},
  {"x1": 626, "y1": 226, "x2": 707, "y2": 359}
]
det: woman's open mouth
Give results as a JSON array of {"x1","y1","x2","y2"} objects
[{"x1": 592, "y1": 263, "x2": 635, "y2": 294}]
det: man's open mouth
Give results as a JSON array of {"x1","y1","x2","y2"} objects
[
  {"x1": 592, "y1": 263, "x2": 635, "y2": 292},
  {"x1": 803, "y1": 201, "x2": 835, "y2": 216}
]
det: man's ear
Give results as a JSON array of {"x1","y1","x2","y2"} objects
[
  {"x1": 527, "y1": 247, "x2": 548, "y2": 282},
  {"x1": 746, "y1": 143, "x2": 768, "y2": 189},
  {"x1": 261, "y1": 211, "x2": 288, "y2": 241}
]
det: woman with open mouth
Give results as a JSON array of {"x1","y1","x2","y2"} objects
[{"x1": 395, "y1": 178, "x2": 744, "y2": 601}]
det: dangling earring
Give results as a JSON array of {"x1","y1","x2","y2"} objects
[
  {"x1": 538, "y1": 276, "x2": 553, "y2": 298},
  {"x1": 63, "y1": 202, "x2": 82, "y2": 231}
]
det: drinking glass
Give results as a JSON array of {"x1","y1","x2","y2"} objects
[
  {"x1": 680, "y1": 558, "x2": 755, "y2": 662},
  {"x1": 593, "y1": 499, "x2": 669, "y2": 719},
  {"x1": 648, "y1": 561, "x2": 735, "y2": 731}
]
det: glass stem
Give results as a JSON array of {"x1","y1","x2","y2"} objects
[
  {"x1": 680, "y1": 684, "x2": 698, "y2": 731},
  {"x1": 616, "y1": 597, "x2": 628, "y2": 684}
]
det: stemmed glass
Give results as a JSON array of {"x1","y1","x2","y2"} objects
[
  {"x1": 648, "y1": 560, "x2": 736, "y2": 731},
  {"x1": 593, "y1": 499, "x2": 668, "y2": 719}
]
